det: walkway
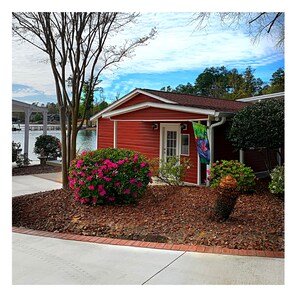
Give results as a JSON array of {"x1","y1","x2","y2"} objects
[
  {"x1": 12, "y1": 171, "x2": 285, "y2": 285},
  {"x1": 12, "y1": 231, "x2": 284, "y2": 285}
]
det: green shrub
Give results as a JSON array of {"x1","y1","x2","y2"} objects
[
  {"x1": 208, "y1": 160, "x2": 256, "y2": 193},
  {"x1": 15, "y1": 154, "x2": 31, "y2": 167},
  {"x1": 12, "y1": 141, "x2": 21, "y2": 162},
  {"x1": 228, "y1": 99, "x2": 284, "y2": 151},
  {"x1": 269, "y1": 165, "x2": 284, "y2": 196},
  {"x1": 149, "y1": 156, "x2": 192, "y2": 186},
  {"x1": 34, "y1": 135, "x2": 61, "y2": 159},
  {"x1": 68, "y1": 148, "x2": 152, "y2": 205}
]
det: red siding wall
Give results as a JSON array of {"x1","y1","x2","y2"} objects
[
  {"x1": 117, "y1": 121, "x2": 159, "y2": 160},
  {"x1": 97, "y1": 118, "x2": 199, "y2": 184},
  {"x1": 98, "y1": 118, "x2": 114, "y2": 149},
  {"x1": 213, "y1": 123, "x2": 276, "y2": 173},
  {"x1": 115, "y1": 93, "x2": 160, "y2": 109},
  {"x1": 213, "y1": 123, "x2": 238, "y2": 162},
  {"x1": 111, "y1": 107, "x2": 208, "y2": 121},
  {"x1": 244, "y1": 149, "x2": 278, "y2": 172},
  {"x1": 96, "y1": 93, "x2": 209, "y2": 185}
]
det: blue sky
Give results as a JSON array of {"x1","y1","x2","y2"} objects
[{"x1": 12, "y1": 11, "x2": 285, "y2": 105}]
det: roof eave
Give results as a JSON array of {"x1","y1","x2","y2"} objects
[
  {"x1": 236, "y1": 91, "x2": 285, "y2": 102},
  {"x1": 12, "y1": 99, "x2": 48, "y2": 113},
  {"x1": 102, "y1": 102, "x2": 218, "y2": 119},
  {"x1": 90, "y1": 88, "x2": 177, "y2": 121}
]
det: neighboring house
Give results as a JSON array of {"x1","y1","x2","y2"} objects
[
  {"x1": 90, "y1": 88, "x2": 279, "y2": 185},
  {"x1": 236, "y1": 91, "x2": 284, "y2": 103}
]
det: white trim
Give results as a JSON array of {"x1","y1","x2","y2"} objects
[
  {"x1": 96, "y1": 119, "x2": 99, "y2": 148},
  {"x1": 239, "y1": 149, "x2": 244, "y2": 163},
  {"x1": 90, "y1": 88, "x2": 177, "y2": 121},
  {"x1": 138, "y1": 89, "x2": 178, "y2": 104},
  {"x1": 180, "y1": 134, "x2": 190, "y2": 156},
  {"x1": 102, "y1": 102, "x2": 217, "y2": 119},
  {"x1": 159, "y1": 123, "x2": 181, "y2": 161},
  {"x1": 24, "y1": 108, "x2": 31, "y2": 157},
  {"x1": 206, "y1": 119, "x2": 211, "y2": 186},
  {"x1": 12, "y1": 99, "x2": 48, "y2": 113},
  {"x1": 90, "y1": 109, "x2": 105, "y2": 121},
  {"x1": 113, "y1": 121, "x2": 117, "y2": 148},
  {"x1": 196, "y1": 121, "x2": 201, "y2": 185},
  {"x1": 183, "y1": 182, "x2": 201, "y2": 187},
  {"x1": 236, "y1": 92, "x2": 284, "y2": 102},
  {"x1": 107, "y1": 118, "x2": 207, "y2": 122}
]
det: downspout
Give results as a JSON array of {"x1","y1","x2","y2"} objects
[{"x1": 209, "y1": 116, "x2": 226, "y2": 166}]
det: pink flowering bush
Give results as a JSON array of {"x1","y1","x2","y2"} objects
[{"x1": 68, "y1": 148, "x2": 153, "y2": 205}]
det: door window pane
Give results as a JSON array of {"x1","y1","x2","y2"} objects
[{"x1": 167, "y1": 131, "x2": 177, "y2": 157}]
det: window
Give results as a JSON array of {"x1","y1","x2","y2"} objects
[{"x1": 181, "y1": 134, "x2": 189, "y2": 155}]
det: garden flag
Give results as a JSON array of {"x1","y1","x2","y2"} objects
[{"x1": 192, "y1": 122, "x2": 210, "y2": 165}]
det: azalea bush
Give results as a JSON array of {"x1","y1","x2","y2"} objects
[
  {"x1": 68, "y1": 148, "x2": 153, "y2": 205},
  {"x1": 269, "y1": 165, "x2": 284, "y2": 197},
  {"x1": 208, "y1": 160, "x2": 256, "y2": 193}
]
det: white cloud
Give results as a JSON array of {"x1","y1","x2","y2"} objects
[
  {"x1": 12, "y1": 85, "x2": 41, "y2": 98},
  {"x1": 108, "y1": 13, "x2": 282, "y2": 74},
  {"x1": 12, "y1": 12, "x2": 284, "y2": 100},
  {"x1": 12, "y1": 39, "x2": 55, "y2": 95}
]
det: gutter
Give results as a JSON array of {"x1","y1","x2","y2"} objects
[{"x1": 209, "y1": 116, "x2": 227, "y2": 165}]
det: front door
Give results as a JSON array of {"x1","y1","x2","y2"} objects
[{"x1": 160, "y1": 124, "x2": 180, "y2": 161}]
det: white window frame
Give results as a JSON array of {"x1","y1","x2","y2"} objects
[
  {"x1": 159, "y1": 123, "x2": 181, "y2": 161},
  {"x1": 180, "y1": 133, "x2": 190, "y2": 156}
]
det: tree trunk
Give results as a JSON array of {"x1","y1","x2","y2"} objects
[
  {"x1": 71, "y1": 126, "x2": 77, "y2": 161},
  {"x1": 60, "y1": 106, "x2": 68, "y2": 189},
  {"x1": 66, "y1": 111, "x2": 72, "y2": 169}
]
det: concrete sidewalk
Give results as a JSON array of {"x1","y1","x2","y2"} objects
[
  {"x1": 12, "y1": 232, "x2": 284, "y2": 285},
  {"x1": 12, "y1": 173, "x2": 284, "y2": 285},
  {"x1": 12, "y1": 174, "x2": 62, "y2": 197}
]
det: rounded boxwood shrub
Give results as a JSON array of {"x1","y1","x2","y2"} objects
[
  {"x1": 34, "y1": 135, "x2": 61, "y2": 159},
  {"x1": 208, "y1": 160, "x2": 256, "y2": 193},
  {"x1": 68, "y1": 148, "x2": 153, "y2": 205}
]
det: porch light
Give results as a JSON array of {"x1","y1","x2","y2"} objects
[
  {"x1": 180, "y1": 123, "x2": 187, "y2": 131},
  {"x1": 152, "y1": 123, "x2": 159, "y2": 130}
]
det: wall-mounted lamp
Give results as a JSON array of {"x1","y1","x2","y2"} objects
[
  {"x1": 180, "y1": 123, "x2": 187, "y2": 131},
  {"x1": 152, "y1": 123, "x2": 159, "y2": 130}
]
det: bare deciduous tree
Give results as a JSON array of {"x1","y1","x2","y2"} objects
[
  {"x1": 12, "y1": 12, "x2": 156, "y2": 188},
  {"x1": 192, "y1": 12, "x2": 284, "y2": 48}
]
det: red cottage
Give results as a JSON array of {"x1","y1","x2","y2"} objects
[{"x1": 90, "y1": 88, "x2": 271, "y2": 185}]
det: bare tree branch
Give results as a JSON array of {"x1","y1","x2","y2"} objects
[
  {"x1": 12, "y1": 12, "x2": 157, "y2": 188},
  {"x1": 191, "y1": 12, "x2": 284, "y2": 48}
]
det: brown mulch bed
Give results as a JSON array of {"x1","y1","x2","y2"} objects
[
  {"x1": 12, "y1": 179, "x2": 284, "y2": 251},
  {"x1": 12, "y1": 164, "x2": 62, "y2": 176}
]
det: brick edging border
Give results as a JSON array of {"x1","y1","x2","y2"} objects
[{"x1": 12, "y1": 226, "x2": 284, "y2": 258}]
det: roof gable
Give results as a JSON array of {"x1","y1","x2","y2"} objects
[
  {"x1": 90, "y1": 88, "x2": 250, "y2": 121},
  {"x1": 90, "y1": 88, "x2": 176, "y2": 121}
]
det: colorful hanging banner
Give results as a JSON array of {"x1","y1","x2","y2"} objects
[{"x1": 192, "y1": 122, "x2": 210, "y2": 165}]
